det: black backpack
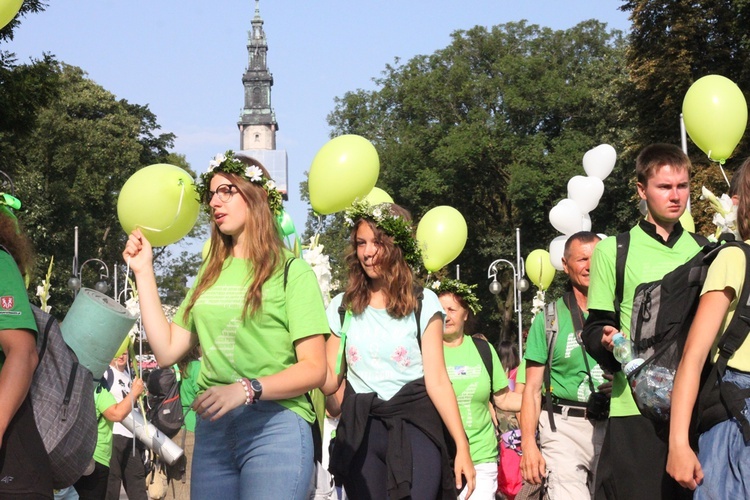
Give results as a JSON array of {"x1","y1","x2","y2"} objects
[
  {"x1": 615, "y1": 232, "x2": 750, "y2": 435},
  {"x1": 145, "y1": 366, "x2": 184, "y2": 438}
]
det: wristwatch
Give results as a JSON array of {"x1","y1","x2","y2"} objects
[{"x1": 249, "y1": 378, "x2": 263, "y2": 404}]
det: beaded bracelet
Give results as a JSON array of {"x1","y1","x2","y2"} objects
[{"x1": 237, "y1": 377, "x2": 252, "y2": 405}]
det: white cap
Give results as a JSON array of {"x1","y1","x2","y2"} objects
[{"x1": 624, "y1": 358, "x2": 644, "y2": 377}]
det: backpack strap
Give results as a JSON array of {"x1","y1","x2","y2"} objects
[
  {"x1": 543, "y1": 300, "x2": 560, "y2": 432},
  {"x1": 698, "y1": 242, "x2": 750, "y2": 440},
  {"x1": 614, "y1": 232, "x2": 630, "y2": 324},
  {"x1": 471, "y1": 336, "x2": 494, "y2": 402},
  {"x1": 283, "y1": 257, "x2": 295, "y2": 289},
  {"x1": 335, "y1": 306, "x2": 352, "y2": 376},
  {"x1": 414, "y1": 285, "x2": 424, "y2": 352},
  {"x1": 563, "y1": 292, "x2": 596, "y2": 395}
]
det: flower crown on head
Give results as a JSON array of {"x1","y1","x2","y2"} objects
[
  {"x1": 345, "y1": 200, "x2": 422, "y2": 269},
  {"x1": 197, "y1": 150, "x2": 283, "y2": 216},
  {"x1": 428, "y1": 278, "x2": 482, "y2": 315}
]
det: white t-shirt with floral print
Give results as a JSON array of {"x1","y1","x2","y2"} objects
[{"x1": 327, "y1": 288, "x2": 445, "y2": 401}]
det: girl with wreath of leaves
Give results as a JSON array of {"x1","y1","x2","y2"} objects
[
  {"x1": 123, "y1": 152, "x2": 329, "y2": 499},
  {"x1": 322, "y1": 201, "x2": 476, "y2": 499}
]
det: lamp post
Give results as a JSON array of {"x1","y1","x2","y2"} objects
[
  {"x1": 487, "y1": 228, "x2": 529, "y2": 357},
  {"x1": 68, "y1": 226, "x2": 110, "y2": 296}
]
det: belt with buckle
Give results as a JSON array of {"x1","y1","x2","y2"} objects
[{"x1": 551, "y1": 404, "x2": 587, "y2": 418}]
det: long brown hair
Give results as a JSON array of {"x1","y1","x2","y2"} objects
[
  {"x1": 342, "y1": 205, "x2": 418, "y2": 318},
  {"x1": 182, "y1": 159, "x2": 285, "y2": 321},
  {"x1": 734, "y1": 157, "x2": 750, "y2": 240},
  {"x1": 0, "y1": 209, "x2": 34, "y2": 278}
]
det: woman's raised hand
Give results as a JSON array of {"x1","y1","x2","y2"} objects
[{"x1": 122, "y1": 228, "x2": 153, "y2": 274}]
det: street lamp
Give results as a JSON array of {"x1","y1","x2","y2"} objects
[
  {"x1": 68, "y1": 226, "x2": 110, "y2": 296},
  {"x1": 487, "y1": 228, "x2": 529, "y2": 357}
]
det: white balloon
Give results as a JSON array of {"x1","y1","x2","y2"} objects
[
  {"x1": 567, "y1": 175, "x2": 605, "y2": 213},
  {"x1": 582, "y1": 213, "x2": 592, "y2": 232},
  {"x1": 548, "y1": 235, "x2": 567, "y2": 271},
  {"x1": 549, "y1": 198, "x2": 585, "y2": 235},
  {"x1": 582, "y1": 144, "x2": 617, "y2": 180}
]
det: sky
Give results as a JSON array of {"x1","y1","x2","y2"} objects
[{"x1": 7, "y1": 0, "x2": 631, "y2": 254}]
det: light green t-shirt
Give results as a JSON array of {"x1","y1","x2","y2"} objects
[
  {"x1": 516, "y1": 358, "x2": 526, "y2": 385},
  {"x1": 525, "y1": 298, "x2": 605, "y2": 402},
  {"x1": 180, "y1": 360, "x2": 201, "y2": 432},
  {"x1": 0, "y1": 252, "x2": 37, "y2": 371},
  {"x1": 174, "y1": 254, "x2": 329, "y2": 423},
  {"x1": 93, "y1": 387, "x2": 117, "y2": 466},
  {"x1": 701, "y1": 243, "x2": 750, "y2": 372},
  {"x1": 587, "y1": 223, "x2": 702, "y2": 416},
  {"x1": 444, "y1": 338, "x2": 508, "y2": 464}
]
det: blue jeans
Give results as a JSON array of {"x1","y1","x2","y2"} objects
[
  {"x1": 696, "y1": 368, "x2": 750, "y2": 500},
  {"x1": 191, "y1": 400, "x2": 314, "y2": 500}
]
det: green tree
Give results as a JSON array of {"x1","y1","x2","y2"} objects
[
  {"x1": 4, "y1": 63, "x2": 191, "y2": 314},
  {"x1": 620, "y1": 0, "x2": 750, "y2": 234},
  {"x1": 318, "y1": 20, "x2": 631, "y2": 343}
]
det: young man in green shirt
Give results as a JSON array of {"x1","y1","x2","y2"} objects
[{"x1": 582, "y1": 143, "x2": 703, "y2": 499}]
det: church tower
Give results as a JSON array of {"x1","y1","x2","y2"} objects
[{"x1": 237, "y1": 0, "x2": 288, "y2": 197}]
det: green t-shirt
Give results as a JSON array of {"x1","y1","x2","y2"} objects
[
  {"x1": 525, "y1": 298, "x2": 605, "y2": 402},
  {"x1": 516, "y1": 358, "x2": 526, "y2": 385},
  {"x1": 173, "y1": 254, "x2": 329, "y2": 423},
  {"x1": 93, "y1": 387, "x2": 117, "y2": 466},
  {"x1": 0, "y1": 252, "x2": 37, "y2": 371},
  {"x1": 180, "y1": 359, "x2": 201, "y2": 432},
  {"x1": 444, "y1": 338, "x2": 508, "y2": 464},
  {"x1": 587, "y1": 223, "x2": 702, "y2": 416}
]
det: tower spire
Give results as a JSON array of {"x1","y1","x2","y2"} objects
[{"x1": 238, "y1": 0, "x2": 278, "y2": 150}]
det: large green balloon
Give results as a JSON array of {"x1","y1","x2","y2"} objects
[
  {"x1": 309, "y1": 135, "x2": 379, "y2": 215},
  {"x1": 525, "y1": 249, "x2": 556, "y2": 291},
  {"x1": 0, "y1": 0, "x2": 23, "y2": 30},
  {"x1": 363, "y1": 187, "x2": 394, "y2": 206},
  {"x1": 416, "y1": 206, "x2": 467, "y2": 272},
  {"x1": 117, "y1": 164, "x2": 200, "y2": 247},
  {"x1": 683, "y1": 75, "x2": 748, "y2": 163}
]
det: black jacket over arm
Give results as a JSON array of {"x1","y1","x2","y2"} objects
[{"x1": 328, "y1": 377, "x2": 458, "y2": 499}]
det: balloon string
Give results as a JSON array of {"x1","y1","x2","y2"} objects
[
  {"x1": 137, "y1": 181, "x2": 186, "y2": 233},
  {"x1": 718, "y1": 162, "x2": 730, "y2": 188}
]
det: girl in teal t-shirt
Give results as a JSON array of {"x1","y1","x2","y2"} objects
[
  {"x1": 123, "y1": 152, "x2": 329, "y2": 499},
  {"x1": 322, "y1": 203, "x2": 476, "y2": 498}
]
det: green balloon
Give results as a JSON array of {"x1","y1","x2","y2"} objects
[
  {"x1": 0, "y1": 0, "x2": 23, "y2": 31},
  {"x1": 416, "y1": 206, "x2": 467, "y2": 272},
  {"x1": 525, "y1": 249, "x2": 556, "y2": 291},
  {"x1": 309, "y1": 135, "x2": 380, "y2": 215},
  {"x1": 363, "y1": 187, "x2": 394, "y2": 206},
  {"x1": 117, "y1": 164, "x2": 200, "y2": 247},
  {"x1": 683, "y1": 75, "x2": 748, "y2": 163}
]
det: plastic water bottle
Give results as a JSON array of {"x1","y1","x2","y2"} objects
[{"x1": 612, "y1": 332, "x2": 644, "y2": 377}]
